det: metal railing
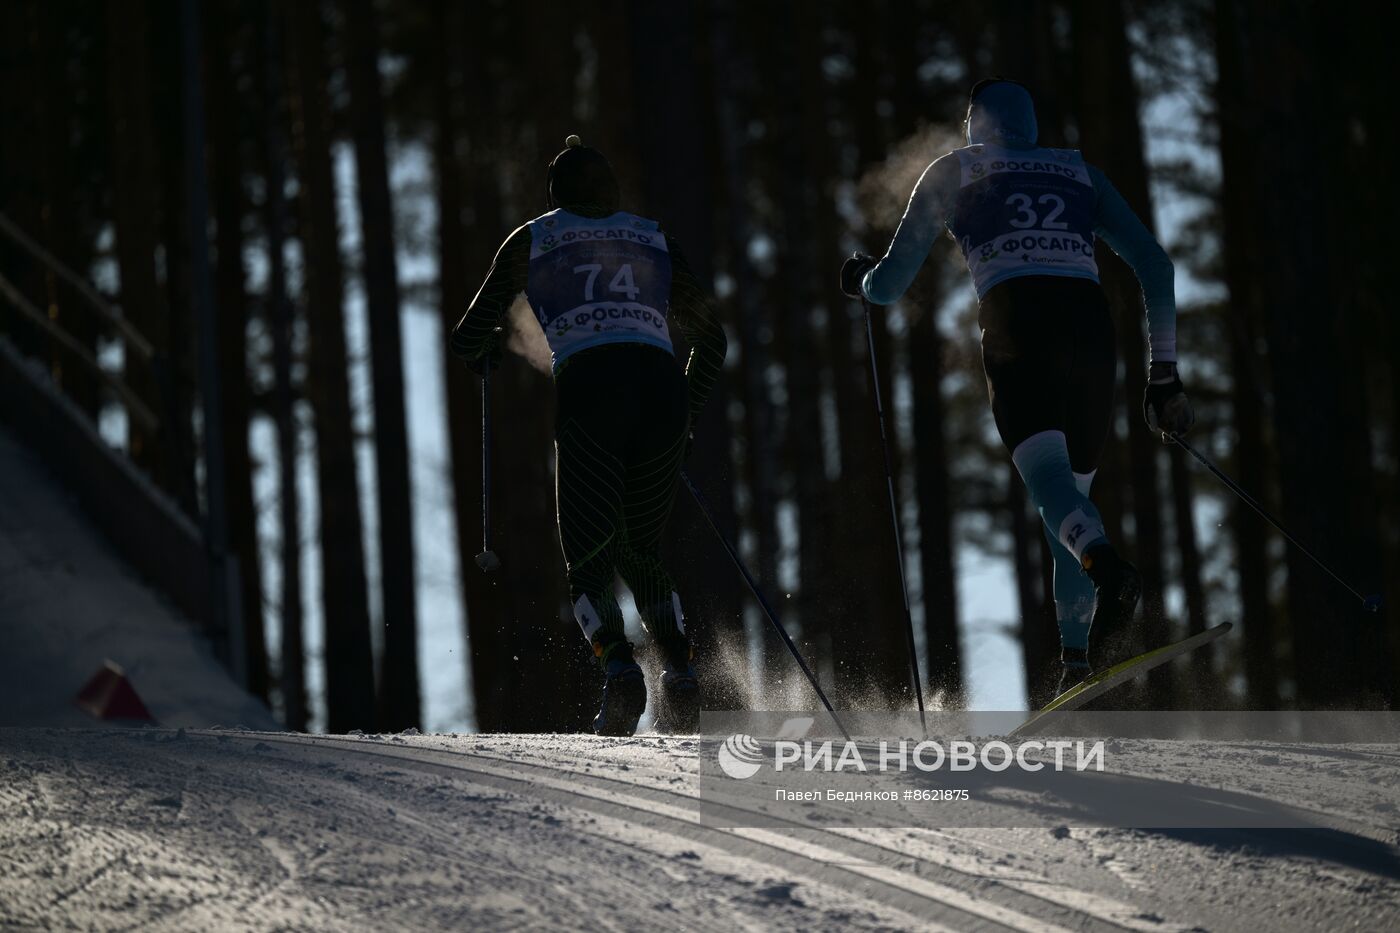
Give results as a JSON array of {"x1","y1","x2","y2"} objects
[
  {"x1": 0, "y1": 212, "x2": 159, "y2": 430},
  {"x1": 0, "y1": 211, "x2": 234, "y2": 659}
]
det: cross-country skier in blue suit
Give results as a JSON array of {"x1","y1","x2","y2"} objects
[{"x1": 841, "y1": 78, "x2": 1194, "y2": 697}]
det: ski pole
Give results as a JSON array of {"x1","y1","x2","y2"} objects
[
  {"x1": 860, "y1": 297, "x2": 928, "y2": 731},
  {"x1": 680, "y1": 470, "x2": 851, "y2": 741},
  {"x1": 1166, "y1": 432, "x2": 1381, "y2": 612},
  {"x1": 475, "y1": 369, "x2": 501, "y2": 574}
]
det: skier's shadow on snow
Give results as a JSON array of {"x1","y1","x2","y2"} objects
[
  {"x1": 914, "y1": 766, "x2": 1400, "y2": 880},
  {"x1": 1144, "y1": 827, "x2": 1400, "y2": 880}
]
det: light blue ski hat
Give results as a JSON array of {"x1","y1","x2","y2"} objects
[{"x1": 965, "y1": 79, "x2": 1039, "y2": 147}]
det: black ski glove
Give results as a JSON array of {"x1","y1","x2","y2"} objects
[
  {"x1": 840, "y1": 252, "x2": 877, "y2": 300},
  {"x1": 1143, "y1": 361, "x2": 1194, "y2": 438}
]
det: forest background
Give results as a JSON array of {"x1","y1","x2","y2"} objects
[{"x1": 1, "y1": 0, "x2": 1394, "y2": 732}]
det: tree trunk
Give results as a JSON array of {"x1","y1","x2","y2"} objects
[
  {"x1": 104, "y1": 0, "x2": 171, "y2": 490},
  {"x1": 1069, "y1": 0, "x2": 1173, "y2": 704},
  {"x1": 824, "y1": 2, "x2": 914, "y2": 707},
  {"x1": 151, "y1": 10, "x2": 203, "y2": 520},
  {"x1": 492, "y1": 0, "x2": 594, "y2": 732},
  {"x1": 444, "y1": 7, "x2": 517, "y2": 732},
  {"x1": 33, "y1": 3, "x2": 101, "y2": 415},
  {"x1": 1343, "y1": 12, "x2": 1400, "y2": 702},
  {"x1": 344, "y1": 0, "x2": 421, "y2": 732},
  {"x1": 910, "y1": 304, "x2": 964, "y2": 706},
  {"x1": 762, "y1": 2, "x2": 845, "y2": 706},
  {"x1": 886, "y1": 1, "x2": 964, "y2": 708},
  {"x1": 1, "y1": 2, "x2": 53, "y2": 361},
  {"x1": 441, "y1": 9, "x2": 498, "y2": 732},
  {"x1": 286, "y1": 0, "x2": 377, "y2": 732},
  {"x1": 1220, "y1": 0, "x2": 1388, "y2": 706},
  {"x1": 1168, "y1": 448, "x2": 1212, "y2": 694},
  {"x1": 260, "y1": 0, "x2": 307, "y2": 730},
  {"x1": 1308, "y1": 10, "x2": 1391, "y2": 704},
  {"x1": 1213, "y1": 0, "x2": 1281, "y2": 707},
  {"x1": 207, "y1": 0, "x2": 270, "y2": 704},
  {"x1": 719, "y1": 41, "x2": 782, "y2": 691},
  {"x1": 628, "y1": 0, "x2": 747, "y2": 707}
]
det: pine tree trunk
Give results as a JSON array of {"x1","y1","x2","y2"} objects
[
  {"x1": 207, "y1": 0, "x2": 270, "y2": 705},
  {"x1": 1069, "y1": 0, "x2": 1173, "y2": 704},
  {"x1": 1168, "y1": 449, "x2": 1212, "y2": 692},
  {"x1": 104, "y1": 0, "x2": 172, "y2": 490},
  {"x1": 33, "y1": 4, "x2": 100, "y2": 415},
  {"x1": 151, "y1": 11, "x2": 203, "y2": 520},
  {"x1": 1344, "y1": 16, "x2": 1400, "y2": 702},
  {"x1": 2, "y1": 2, "x2": 52, "y2": 361},
  {"x1": 765, "y1": 3, "x2": 844, "y2": 705},
  {"x1": 286, "y1": 0, "x2": 376, "y2": 733},
  {"x1": 1220, "y1": 0, "x2": 1388, "y2": 706},
  {"x1": 344, "y1": 0, "x2": 421, "y2": 732},
  {"x1": 434, "y1": 0, "x2": 484, "y2": 731},
  {"x1": 884, "y1": 0, "x2": 963, "y2": 706},
  {"x1": 1225, "y1": 306, "x2": 1279, "y2": 707},
  {"x1": 444, "y1": 8, "x2": 516, "y2": 732},
  {"x1": 1210, "y1": 5, "x2": 1281, "y2": 703},
  {"x1": 705, "y1": 5, "x2": 783, "y2": 695},
  {"x1": 911, "y1": 305, "x2": 964, "y2": 705},
  {"x1": 502, "y1": 0, "x2": 594, "y2": 731},
  {"x1": 260, "y1": 0, "x2": 307, "y2": 730},
  {"x1": 448, "y1": 14, "x2": 505, "y2": 732},
  {"x1": 828, "y1": 2, "x2": 916, "y2": 707},
  {"x1": 628, "y1": 0, "x2": 747, "y2": 707},
  {"x1": 1308, "y1": 12, "x2": 1391, "y2": 704}
]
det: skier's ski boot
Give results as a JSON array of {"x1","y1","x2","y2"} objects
[
  {"x1": 654, "y1": 639, "x2": 700, "y2": 735},
  {"x1": 1083, "y1": 543, "x2": 1142, "y2": 671},
  {"x1": 593, "y1": 641, "x2": 646, "y2": 737},
  {"x1": 1056, "y1": 647, "x2": 1090, "y2": 697}
]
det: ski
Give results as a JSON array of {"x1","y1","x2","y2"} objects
[{"x1": 1010, "y1": 622, "x2": 1233, "y2": 737}]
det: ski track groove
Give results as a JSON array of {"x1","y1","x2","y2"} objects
[
  {"x1": 455, "y1": 741, "x2": 1194, "y2": 932},
  {"x1": 13, "y1": 729, "x2": 1397, "y2": 931},
  {"x1": 250, "y1": 734, "x2": 994, "y2": 932},
  {"x1": 221, "y1": 734, "x2": 907, "y2": 930},
  {"x1": 398, "y1": 736, "x2": 1195, "y2": 933},
  {"x1": 217, "y1": 734, "x2": 965, "y2": 931},
  {"x1": 231, "y1": 731, "x2": 1181, "y2": 933}
]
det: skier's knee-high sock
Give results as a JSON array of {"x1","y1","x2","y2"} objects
[
  {"x1": 1041, "y1": 469, "x2": 1098, "y2": 652},
  {"x1": 568, "y1": 557, "x2": 627, "y2": 659},
  {"x1": 618, "y1": 549, "x2": 683, "y2": 644},
  {"x1": 1012, "y1": 430, "x2": 1108, "y2": 563},
  {"x1": 617, "y1": 544, "x2": 684, "y2": 644}
]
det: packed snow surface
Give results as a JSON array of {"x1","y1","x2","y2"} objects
[
  {"x1": 0, "y1": 423, "x2": 276, "y2": 731},
  {"x1": 3, "y1": 727, "x2": 1399, "y2": 931}
]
